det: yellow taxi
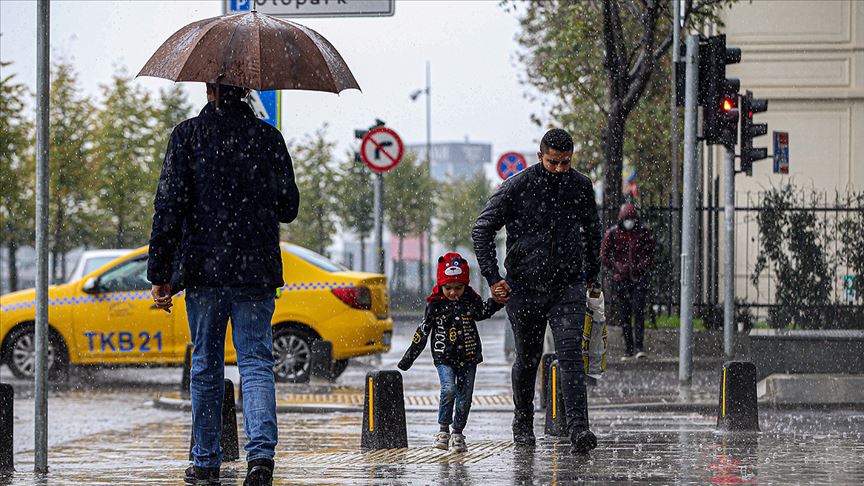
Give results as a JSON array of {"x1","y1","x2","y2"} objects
[{"x1": 0, "y1": 243, "x2": 392, "y2": 383}]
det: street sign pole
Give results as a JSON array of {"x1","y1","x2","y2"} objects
[
  {"x1": 679, "y1": 35, "x2": 699, "y2": 398},
  {"x1": 34, "y1": 0, "x2": 50, "y2": 474},
  {"x1": 374, "y1": 173, "x2": 384, "y2": 275},
  {"x1": 360, "y1": 125, "x2": 404, "y2": 276}
]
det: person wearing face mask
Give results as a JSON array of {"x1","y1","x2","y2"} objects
[
  {"x1": 600, "y1": 203, "x2": 656, "y2": 360},
  {"x1": 472, "y1": 128, "x2": 602, "y2": 454}
]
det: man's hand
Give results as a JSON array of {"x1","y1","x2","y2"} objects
[
  {"x1": 491, "y1": 279, "x2": 512, "y2": 304},
  {"x1": 151, "y1": 283, "x2": 173, "y2": 313}
]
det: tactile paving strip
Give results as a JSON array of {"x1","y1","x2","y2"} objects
[
  {"x1": 275, "y1": 393, "x2": 513, "y2": 407},
  {"x1": 292, "y1": 440, "x2": 513, "y2": 465}
]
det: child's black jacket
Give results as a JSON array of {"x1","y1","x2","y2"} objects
[{"x1": 397, "y1": 287, "x2": 503, "y2": 370}]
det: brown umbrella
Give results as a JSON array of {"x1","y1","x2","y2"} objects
[{"x1": 137, "y1": 11, "x2": 359, "y2": 93}]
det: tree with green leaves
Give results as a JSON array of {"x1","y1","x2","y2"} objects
[
  {"x1": 0, "y1": 60, "x2": 34, "y2": 292},
  {"x1": 334, "y1": 151, "x2": 374, "y2": 271},
  {"x1": 435, "y1": 170, "x2": 492, "y2": 289},
  {"x1": 283, "y1": 129, "x2": 338, "y2": 255},
  {"x1": 48, "y1": 61, "x2": 99, "y2": 280},
  {"x1": 383, "y1": 152, "x2": 434, "y2": 293},
  {"x1": 435, "y1": 171, "x2": 491, "y2": 252},
  {"x1": 509, "y1": 0, "x2": 730, "y2": 223},
  {"x1": 92, "y1": 70, "x2": 161, "y2": 249}
]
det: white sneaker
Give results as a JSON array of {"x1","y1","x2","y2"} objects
[
  {"x1": 586, "y1": 373, "x2": 603, "y2": 381},
  {"x1": 620, "y1": 354, "x2": 634, "y2": 362},
  {"x1": 635, "y1": 351, "x2": 648, "y2": 359},
  {"x1": 450, "y1": 433, "x2": 467, "y2": 453},
  {"x1": 433, "y1": 431, "x2": 450, "y2": 450}
]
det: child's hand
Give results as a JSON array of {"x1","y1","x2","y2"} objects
[
  {"x1": 397, "y1": 359, "x2": 411, "y2": 371},
  {"x1": 491, "y1": 280, "x2": 511, "y2": 303}
]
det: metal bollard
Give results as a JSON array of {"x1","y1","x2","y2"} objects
[
  {"x1": 309, "y1": 340, "x2": 333, "y2": 383},
  {"x1": 539, "y1": 353, "x2": 557, "y2": 410},
  {"x1": 717, "y1": 361, "x2": 760, "y2": 432},
  {"x1": 0, "y1": 384, "x2": 13, "y2": 472},
  {"x1": 189, "y1": 379, "x2": 240, "y2": 462},
  {"x1": 361, "y1": 370, "x2": 408, "y2": 450},
  {"x1": 181, "y1": 343, "x2": 193, "y2": 398},
  {"x1": 544, "y1": 360, "x2": 568, "y2": 437}
]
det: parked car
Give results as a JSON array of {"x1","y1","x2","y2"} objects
[{"x1": 0, "y1": 243, "x2": 392, "y2": 383}]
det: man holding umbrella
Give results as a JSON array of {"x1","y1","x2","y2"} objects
[
  {"x1": 140, "y1": 10, "x2": 360, "y2": 486},
  {"x1": 148, "y1": 83, "x2": 299, "y2": 485}
]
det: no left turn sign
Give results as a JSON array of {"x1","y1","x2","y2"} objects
[{"x1": 361, "y1": 127, "x2": 404, "y2": 173}]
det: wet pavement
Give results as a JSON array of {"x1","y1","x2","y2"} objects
[{"x1": 2, "y1": 316, "x2": 863, "y2": 484}]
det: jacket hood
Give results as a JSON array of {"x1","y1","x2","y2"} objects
[{"x1": 617, "y1": 203, "x2": 639, "y2": 222}]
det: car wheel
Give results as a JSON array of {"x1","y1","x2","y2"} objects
[
  {"x1": 5, "y1": 325, "x2": 69, "y2": 382},
  {"x1": 271, "y1": 327, "x2": 314, "y2": 383},
  {"x1": 330, "y1": 359, "x2": 349, "y2": 381}
]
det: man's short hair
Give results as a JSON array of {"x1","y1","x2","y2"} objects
[
  {"x1": 206, "y1": 83, "x2": 248, "y2": 101},
  {"x1": 540, "y1": 128, "x2": 574, "y2": 153}
]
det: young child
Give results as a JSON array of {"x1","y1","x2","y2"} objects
[{"x1": 397, "y1": 252, "x2": 504, "y2": 452}]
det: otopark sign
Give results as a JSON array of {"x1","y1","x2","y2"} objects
[
  {"x1": 225, "y1": 0, "x2": 395, "y2": 18},
  {"x1": 361, "y1": 127, "x2": 404, "y2": 173},
  {"x1": 497, "y1": 152, "x2": 527, "y2": 180}
]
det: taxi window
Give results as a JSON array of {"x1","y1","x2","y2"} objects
[
  {"x1": 98, "y1": 257, "x2": 150, "y2": 292},
  {"x1": 84, "y1": 256, "x2": 117, "y2": 275},
  {"x1": 283, "y1": 246, "x2": 348, "y2": 273}
]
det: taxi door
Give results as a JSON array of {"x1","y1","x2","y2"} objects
[{"x1": 72, "y1": 256, "x2": 174, "y2": 363}]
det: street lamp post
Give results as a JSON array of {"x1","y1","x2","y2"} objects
[{"x1": 410, "y1": 61, "x2": 432, "y2": 292}]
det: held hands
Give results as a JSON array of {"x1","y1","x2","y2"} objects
[
  {"x1": 491, "y1": 279, "x2": 512, "y2": 304},
  {"x1": 151, "y1": 283, "x2": 173, "y2": 313}
]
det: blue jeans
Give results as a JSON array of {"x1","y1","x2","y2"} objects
[
  {"x1": 436, "y1": 364, "x2": 477, "y2": 431},
  {"x1": 186, "y1": 287, "x2": 278, "y2": 468}
]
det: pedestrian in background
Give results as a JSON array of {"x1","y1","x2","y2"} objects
[
  {"x1": 600, "y1": 203, "x2": 656, "y2": 360},
  {"x1": 148, "y1": 83, "x2": 299, "y2": 486},
  {"x1": 472, "y1": 128, "x2": 602, "y2": 454},
  {"x1": 398, "y1": 252, "x2": 504, "y2": 453}
]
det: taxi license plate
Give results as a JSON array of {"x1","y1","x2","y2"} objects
[{"x1": 382, "y1": 331, "x2": 392, "y2": 347}]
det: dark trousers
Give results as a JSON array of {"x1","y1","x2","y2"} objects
[
  {"x1": 506, "y1": 285, "x2": 589, "y2": 433},
  {"x1": 614, "y1": 279, "x2": 647, "y2": 355}
]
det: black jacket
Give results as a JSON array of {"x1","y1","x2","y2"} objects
[
  {"x1": 472, "y1": 163, "x2": 601, "y2": 292},
  {"x1": 147, "y1": 100, "x2": 300, "y2": 291},
  {"x1": 398, "y1": 288, "x2": 503, "y2": 370}
]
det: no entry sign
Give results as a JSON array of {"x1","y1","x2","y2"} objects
[
  {"x1": 361, "y1": 127, "x2": 404, "y2": 173},
  {"x1": 497, "y1": 152, "x2": 527, "y2": 180}
]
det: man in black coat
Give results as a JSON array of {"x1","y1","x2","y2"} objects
[
  {"x1": 148, "y1": 84, "x2": 299, "y2": 486},
  {"x1": 472, "y1": 128, "x2": 601, "y2": 454}
]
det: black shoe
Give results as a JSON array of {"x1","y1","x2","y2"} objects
[
  {"x1": 570, "y1": 429, "x2": 598, "y2": 454},
  {"x1": 243, "y1": 458, "x2": 274, "y2": 486},
  {"x1": 512, "y1": 414, "x2": 536, "y2": 446},
  {"x1": 184, "y1": 465, "x2": 220, "y2": 485}
]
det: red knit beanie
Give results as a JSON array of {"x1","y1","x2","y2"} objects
[
  {"x1": 427, "y1": 252, "x2": 470, "y2": 302},
  {"x1": 437, "y1": 252, "x2": 470, "y2": 286}
]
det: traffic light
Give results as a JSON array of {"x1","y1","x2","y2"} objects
[
  {"x1": 700, "y1": 35, "x2": 741, "y2": 147},
  {"x1": 739, "y1": 90, "x2": 769, "y2": 176}
]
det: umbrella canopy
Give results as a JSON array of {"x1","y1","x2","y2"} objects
[{"x1": 137, "y1": 12, "x2": 359, "y2": 93}]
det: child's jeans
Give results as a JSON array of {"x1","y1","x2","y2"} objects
[{"x1": 436, "y1": 364, "x2": 477, "y2": 431}]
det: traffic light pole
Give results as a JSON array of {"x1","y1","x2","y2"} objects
[
  {"x1": 373, "y1": 172, "x2": 385, "y2": 275},
  {"x1": 679, "y1": 35, "x2": 699, "y2": 397},
  {"x1": 723, "y1": 147, "x2": 736, "y2": 359}
]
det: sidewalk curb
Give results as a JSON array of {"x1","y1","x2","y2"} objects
[{"x1": 152, "y1": 395, "x2": 864, "y2": 415}]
